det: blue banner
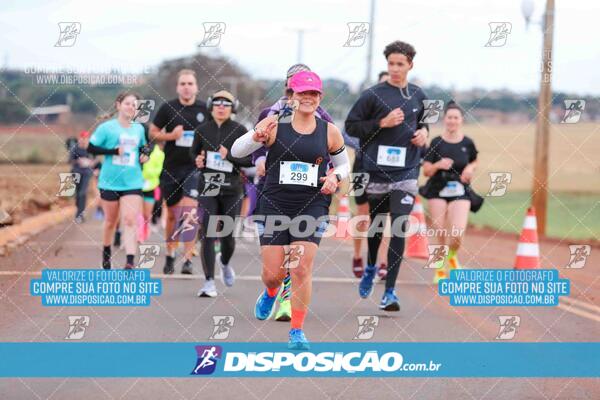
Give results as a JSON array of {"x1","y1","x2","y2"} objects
[
  {"x1": 438, "y1": 269, "x2": 569, "y2": 306},
  {"x1": 0, "y1": 342, "x2": 597, "y2": 377},
  {"x1": 30, "y1": 269, "x2": 162, "y2": 306}
]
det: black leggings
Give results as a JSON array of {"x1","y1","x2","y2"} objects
[
  {"x1": 199, "y1": 191, "x2": 243, "y2": 280},
  {"x1": 366, "y1": 190, "x2": 414, "y2": 290}
]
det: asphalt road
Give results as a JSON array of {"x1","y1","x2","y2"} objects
[{"x1": 0, "y1": 217, "x2": 598, "y2": 399}]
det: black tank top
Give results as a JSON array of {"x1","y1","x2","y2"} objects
[{"x1": 262, "y1": 117, "x2": 331, "y2": 214}]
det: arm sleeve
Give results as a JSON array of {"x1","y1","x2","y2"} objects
[
  {"x1": 344, "y1": 91, "x2": 380, "y2": 140},
  {"x1": 226, "y1": 126, "x2": 256, "y2": 168},
  {"x1": 87, "y1": 143, "x2": 119, "y2": 155},
  {"x1": 88, "y1": 123, "x2": 117, "y2": 155}
]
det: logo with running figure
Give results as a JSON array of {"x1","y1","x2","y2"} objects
[
  {"x1": 169, "y1": 206, "x2": 200, "y2": 243},
  {"x1": 199, "y1": 22, "x2": 226, "y2": 47},
  {"x1": 65, "y1": 316, "x2": 90, "y2": 340},
  {"x1": 191, "y1": 345, "x2": 222, "y2": 375},
  {"x1": 348, "y1": 172, "x2": 369, "y2": 197},
  {"x1": 354, "y1": 316, "x2": 379, "y2": 340},
  {"x1": 420, "y1": 100, "x2": 445, "y2": 124},
  {"x1": 57, "y1": 173, "x2": 81, "y2": 197},
  {"x1": 344, "y1": 22, "x2": 370, "y2": 47},
  {"x1": 561, "y1": 100, "x2": 586, "y2": 124},
  {"x1": 485, "y1": 22, "x2": 512, "y2": 47},
  {"x1": 565, "y1": 245, "x2": 591, "y2": 269},
  {"x1": 486, "y1": 172, "x2": 512, "y2": 197},
  {"x1": 424, "y1": 245, "x2": 449, "y2": 269},
  {"x1": 209, "y1": 316, "x2": 234, "y2": 340},
  {"x1": 282, "y1": 244, "x2": 305, "y2": 270},
  {"x1": 55, "y1": 22, "x2": 81, "y2": 47},
  {"x1": 201, "y1": 172, "x2": 229, "y2": 197},
  {"x1": 138, "y1": 244, "x2": 160, "y2": 269},
  {"x1": 278, "y1": 100, "x2": 299, "y2": 124},
  {"x1": 496, "y1": 315, "x2": 520, "y2": 340},
  {"x1": 132, "y1": 100, "x2": 155, "y2": 123}
]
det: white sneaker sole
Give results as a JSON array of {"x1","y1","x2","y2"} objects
[{"x1": 197, "y1": 290, "x2": 217, "y2": 298}]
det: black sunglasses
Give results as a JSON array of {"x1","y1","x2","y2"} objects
[{"x1": 213, "y1": 99, "x2": 233, "y2": 107}]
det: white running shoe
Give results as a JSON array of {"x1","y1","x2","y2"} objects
[
  {"x1": 218, "y1": 253, "x2": 235, "y2": 287},
  {"x1": 197, "y1": 279, "x2": 217, "y2": 298}
]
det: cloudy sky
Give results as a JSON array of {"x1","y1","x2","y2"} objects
[{"x1": 2, "y1": 0, "x2": 599, "y2": 94}]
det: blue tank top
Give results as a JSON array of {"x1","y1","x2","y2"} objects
[{"x1": 262, "y1": 117, "x2": 331, "y2": 214}]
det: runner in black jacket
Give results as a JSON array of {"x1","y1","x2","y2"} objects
[
  {"x1": 345, "y1": 40, "x2": 429, "y2": 312},
  {"x1": 190, "y1": 90, "x2": 253, "y2": 297}
]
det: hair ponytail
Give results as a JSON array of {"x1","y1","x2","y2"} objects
[
  {"x1": 444, "y1": 100, "x2": 464, "y2": 116},
  {"x1": 91, "y1": 90, "x2": 140, "y2": 132}
]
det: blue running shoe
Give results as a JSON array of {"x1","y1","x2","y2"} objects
[
  {"x1": 288, "y1": 328, "x2": 310, "y2": 350},
  {"x1": 379, "y1": 288, "x2": 400, "y2": 311},
  {"x1": 359, "y1": 264, "x2": 377, "y2": 298},
  {"x1": 254, "y1": 289, "x2": 278, "y2": 320}
]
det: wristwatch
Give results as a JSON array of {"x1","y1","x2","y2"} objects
[{"x1": 335, "y1": 173, "x2": 342, "y2": 183}]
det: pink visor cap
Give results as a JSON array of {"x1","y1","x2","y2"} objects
[{"x1": 289, "y1": 71, "x2": 323, "y2": 94}]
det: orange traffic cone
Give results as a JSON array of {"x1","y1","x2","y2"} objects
[
  {"x1": 405, "y1": 196, "x2": 429, "y2": 259},
  {"x1": 514, "y1": 207, "x2": 541, "y2": 270},
  {"x1": 335, "y1": 195, "x2": 352, "y2": 239}
]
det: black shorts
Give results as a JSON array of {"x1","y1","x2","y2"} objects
[
  {"x1": 160, "y1": 168, "x2": 200, "y2": 207},
  {"x1": 352, "y1": 156, "x2": 368, "y2": 206},
  {"x1": 427, "y1": 195, "x2": 470, "y2": 202},
  {"x1": 255, "y1": 200, "x2": 329, "y2": 246},
  {"x1": 419, "y1": 181, "x2": 470, "y2": 202},
  {"x1": 100, "y1": 189, "x2": 143, "y2": 201}
]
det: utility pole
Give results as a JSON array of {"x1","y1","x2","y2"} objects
[
  {"x1": 363, "y1": 0, "x2": 376, "y2": 89},
  {"x1": 532, "y1": 0, "x2": 554, "y2": 236},
  {"x1": 297, "y1": 29, "x2": 304, "y2": 63}
]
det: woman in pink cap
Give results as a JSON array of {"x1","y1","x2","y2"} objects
[{"x1": 231, "y1": 71, "x2": 350, "y2": 349}]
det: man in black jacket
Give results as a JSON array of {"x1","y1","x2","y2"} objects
[
  {"x1": 345, "y1": 40, "x2": 429, "y2": 312},
  {"x1": 191, "y1": 90, "x2": 253, "y2": 297}
]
